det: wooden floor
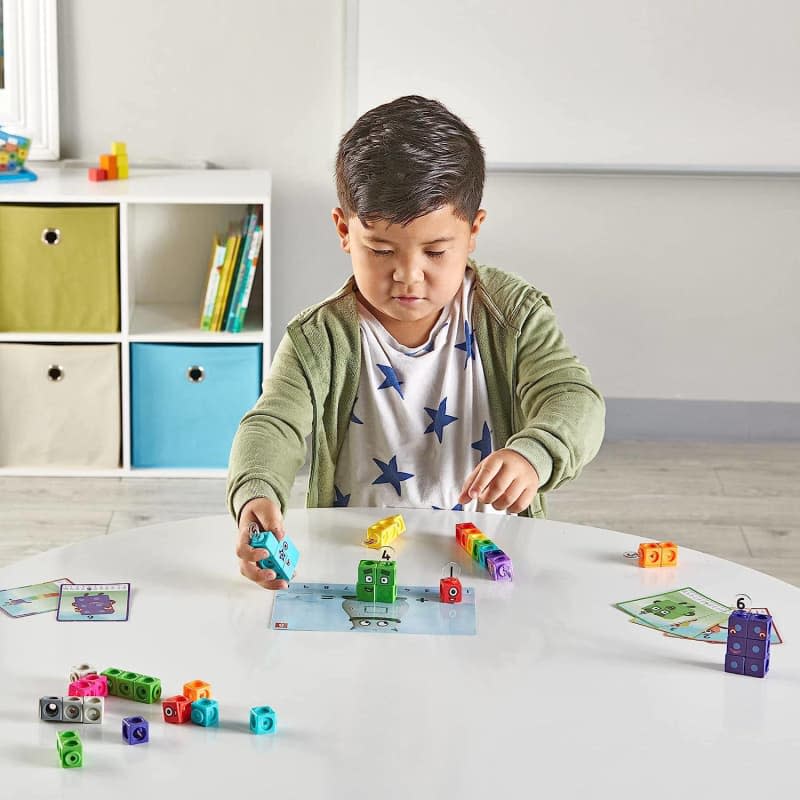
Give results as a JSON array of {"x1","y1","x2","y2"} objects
[{"x1": 1, "y1": 441, "x2": 798, "y2": 586}]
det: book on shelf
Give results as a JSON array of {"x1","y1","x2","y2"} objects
[
  {"x1": 224, "y1": 207, "x2": 259, "y2": 332},
  {"x1": 226, "y1": 208, "x2": 264, "y2": 333},
  {"x1": 210, "y1": 228, "x2": 242, "y2": 331},
  {"x1": 199, "y1": 235, "x2": 227, "y2": 330}
]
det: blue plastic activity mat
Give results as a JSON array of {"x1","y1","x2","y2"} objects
[{"x1": 271, "y1": 582, "x2": 476, "y2": 635}]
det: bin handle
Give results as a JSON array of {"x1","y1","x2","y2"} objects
[
  {"x1": 47, "y1": 364, "x2": 64, "y2": 382},
  {"x1": 41, "y1": 228, "x2": 61, "y2": 246},
  {"x1": 186, "y1": 365, "x2": 205, "y2": 384}
]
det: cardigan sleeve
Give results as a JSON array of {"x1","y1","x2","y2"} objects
[
  {"x1": 226, "y1": 332, "x2": 314, "y2": 521},
  {"x1": 505, "y1": 296, "x2": 605, "y2": 492}
]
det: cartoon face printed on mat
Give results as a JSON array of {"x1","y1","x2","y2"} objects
[
  {"x1": 640, "y1": 599, "x2": 696, "y2": 620},
  {"x1": 341, "y1": 597, "x2": 409, "y2": 632},
  {"x1": 72, "y1": 593, "x2": 116, "y2": 615}
]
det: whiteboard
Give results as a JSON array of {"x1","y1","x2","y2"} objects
[{"x1": 350, "y1": 0, "x2": 800, "y2": 173}]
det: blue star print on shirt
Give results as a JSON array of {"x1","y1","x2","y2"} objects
[
  {"x1": 455, "y1": 320, "x2": 476, "y2": 369},
  {"x1": 377, "y1": 364, "x2": 404, "y2": 398},
  {"x1": 471, "y1": 421, "x2": 493, "y2": 461},
  {"x1": 333, "y1": 485, "x2": 351, "y2": 507},
  {"x1": 372, "y1": 455, "x2": 414, "y2": 496},
  {"x1": 424, "y1": 397, "x2": 459, "y2": 444}
]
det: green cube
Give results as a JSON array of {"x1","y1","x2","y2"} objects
[
  {"x1": 117, "y1": 671, "x2": 142, "y2": 699},
  {"x1": 474, "y1": 540, "x2": 496, "y2": 566},
  {"x1": 357, "y1": 560, "x2": 379, "y2": 585},
  {"x1": 101, "y1": 667, "x2": 123, "y2": 696},
  {"x1": 57, "y1": 730, "x2": 83, "y2": 768},
  {"x1": 375, "y1": 583, "x2": 397, "y2": 603},
  {"x1": 375, "y1": 561, "x2": 397, "y2": 603},
  {"x1": 133, "y1": 675, "x2": 162, "y2": 703},
  {"x1": 356, "y1": 582, "x2": 376, "y2": 602}
]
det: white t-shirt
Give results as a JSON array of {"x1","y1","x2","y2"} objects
[{"x1": 333, "y1": 269, "x2": 500, "y2": 512}]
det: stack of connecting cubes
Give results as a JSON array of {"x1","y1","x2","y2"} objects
[{"x1": 356, "y1": 559, "x2": 397, "y2": 603}]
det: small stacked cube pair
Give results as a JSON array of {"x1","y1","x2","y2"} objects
[
  {"x1": 250, "y1": 528, "x2": 300, "y2": 581},
  {"x1": 455, "y1": 522, "x2": 513, "y2": 581},
  {"x1": 637, "y1": 541, "x2": 678, "y2": 568},
  {"x1": 725, "y1": 610, "x2": 772, "y2": 678},
  {"x1": 356, "y1": 560, "x2": 397, "y2": 603},
  {"x1": 363, "y1": 514, "x2": 405, "y2": 548}
]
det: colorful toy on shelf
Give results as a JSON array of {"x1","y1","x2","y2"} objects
[
  {"x1": 57, "y1": 730, "x2": 83, "y2": 768},
  {"x1": 637, "y1": 541, "x2": 678, "y2": 568},
  {"x1": 0, "y1": 127, "x2": 36, "y2": 182},
  {"x1": 364, "y1": 513, "x2": 406, "y2": 548},
  {"x1": 249, "y1": 527, "x2": 300, "y2": 582},
  {"x1": 87, "y1": 140, "x2": 129, "y2": 181},
  {"x1": 39, "y1": 696, "x2": 104, "y2": 724},
  {"x1": 122, "y1": 716, "x2": 149, "y2": 745},
  {"x1": 725, "y1": 610, "x2": 772, "y2": 678},
  {"x1": 250, "y1": 705, "x2": 277, "y2": 735},
  {"x1": 162, "y1": 694, "x2": 193, "y2": 724},
  {"x1": 455, "y1": 522, "x2": 513, "y2": 581},
  {"x1": 100, "y1": 668, "x2": 162, "y2": 703},
  {"x1": 356, "y1": 558, "x2": 397, "y2": 603}
]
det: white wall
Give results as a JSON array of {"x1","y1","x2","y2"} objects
[{"x1": 57, "y1": 0, "x2": 800, "y2": 406}]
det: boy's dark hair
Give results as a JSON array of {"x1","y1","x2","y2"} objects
[{"x1": 335, "y1": 95, "x2": 485, "y2": 227}]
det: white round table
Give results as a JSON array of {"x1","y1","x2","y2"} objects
[{"x1": 0, "y1": 508, "x2": 797, "y2": 799}]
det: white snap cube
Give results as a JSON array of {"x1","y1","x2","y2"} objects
[
  {"x1": 69, "y1": 663, "x2": 97, "y2": 683},
  {"x1": 82, "y1": 697, "x2": 104, "y2": 723},
  {"x1": 62, "y1": 696, "x2": 84, "y2": 723}
]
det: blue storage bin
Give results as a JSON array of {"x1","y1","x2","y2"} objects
[{"x1": 131, "y1": 343, "x2": 262, "y2": 468}]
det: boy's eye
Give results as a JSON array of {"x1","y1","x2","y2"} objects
[
  {"x1": 426, "y1": 251, "x2": 446, "y2": 259},
  {"x1": 369, "y1": 248, "x2": 393, "y2": 257}
]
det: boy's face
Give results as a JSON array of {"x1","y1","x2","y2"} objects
[{"x1": 332, "y1": 204, "x2": 486, "y2": 347}]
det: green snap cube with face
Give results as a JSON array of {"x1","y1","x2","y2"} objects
[{"x1": 375, "y1": 561, "x2": 397, "y2": 603}]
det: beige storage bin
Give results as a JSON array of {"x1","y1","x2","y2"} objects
[
  {"x1": 0, "y1": 344, "x2": 121, "y2": 468},
  {"x1": 0, "y1": 204, "x2": 119, "y2": 332}
]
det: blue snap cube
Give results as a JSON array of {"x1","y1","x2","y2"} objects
[
  {"x1": 122, "y1": 716, "x2": 149, "y2": 745},
  {"x1": 727, "y1": 638, "x2": 745, "y2": 656},
  {"x1": 746, "y1": 640, "x2": 769, "y2": 659},
  {"x1": 727, "y1": 610, "x2": 751, "y2": 638},
  {"x1": 747, "y1": 613, "x2": 772, "y2": 641},
  {"x1": 724, "y1": 654, "x2": 745, "y2": 675},
  {"x1": 191, "y1": 698, "x2": 219, "y2": 726},
  {"x1": 744, "y1": 657, "x2": 769, "y2": 678},
  {"x1": 249, "y1": 529, "x2": 300, "y2": 581},
  {"x1": 249, "y1": 705, "x2": 277, "y2": 735}
]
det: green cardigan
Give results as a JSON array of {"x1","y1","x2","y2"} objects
[{"x1": 227, "y1": 261, "x2": 605, "y2": 521}]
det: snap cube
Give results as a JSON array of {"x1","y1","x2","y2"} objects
[
  {"x1": 375, "y1": 561, "x2": 397, "y2": 603},
  {"x1": 69, "y1": 664, "x2": 97, "y2": 683},
  {"x1": 474, "y1": 540, "x2": 498, "y2": 566},
  {"x1": 356, "y1": 559, "x2": 379, "y2": 601},
  {"x1": 117, "y1": 671, "x2": 142, "y2": 699},
  {"x1": 455, "y1": 522, "x2": 479, "y2": 549},
  {"x1": 724, "y1": 654, "x2": 746, "y2": 675},
  {"x1": 183, "y1": 680, "x2": 211, "y2": 702},
  {"x1": 133, "y1": 674, "x2": 162, "y2": 703},
  {"x1": 101, "y1": 667, "x2": 123, "y2": 695},
  {"x1": 637, "y1": 542, "x2": 662, "y2": 567},
  {"x1": 57, "y1": 730, "x2": 83, "y2": 768},
  {"x1": 659, "y1": 541, "x2": 679, "y2": 566},
  {"x1": 364, "y1": 514, "x2": 406, "y2": 548},
  {"x1": 724, "y1": 610, "x2": 772, "y2": 678},
  {"x1": 727, "y1": 610, "x2": 750, "y2": 638},
  {"x1": 464, "y1": 531, "x2": 488, "y2": 558},
  {"x1": 40, "y1": 696, "x2": 63, "y2": 722},
  {"x1": 744, "y1": 657, "x2": 770, "y2": 678},
  {"x1": 747, "y1": 613, "x2": 772, "y2": 641},
  {"x1": 440, "y1": 576, "x2": 463, "y2": 604},
  {"x1": 249, "y1": 529, "x2": 300, "y2": 581},
  {"x1": 486, "y1": 551, "x2": 514, "y2": 582},
  {"x1": 62, "y1": 697, "x2": 84, "y2": 723},
  {"x1": 122, "y1": 716, "x2": 149, "y2": 744},
  {"x1": 83, "y1": 697, "x2": 104, "y2": 724},
  {"x1": 162, "y1": 695, "x2": 192, "y2": 724},
  {"x1": 191, "y1": 698, "x2": 219, "y2": 727},
  {"x1": 68, "y1": 678, "x2": 96, "y2": 697},
  {"x1": 249, "y1": 705, "x2": 277, "y2": 734}
]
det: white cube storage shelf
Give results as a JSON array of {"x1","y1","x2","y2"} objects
[{"x1": 0, "y1": 166, "x2": 271, "y2": 477}]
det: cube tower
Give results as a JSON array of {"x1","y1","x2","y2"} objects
[
  {"x1": 455, "y1": 522, "x2": 513, "y2": 581},
  {"x1": 356, "y1": 559, "x2": 397, "y2": 603},
  {"x1": 88, "y1": 141, "x2": 129, "y2": 181},
  {"x1": 725, "y1": 610, "x2": 772, "y2": 678},
  {"x1": 249, "y1": 529, "x2": 300, "y2": 582},
  {"x1": 363, "y1": 514, "x2": 406, "y2": 548},
  {"x1": 637, "y1": 541, "x2": 679, "y2": 568}
]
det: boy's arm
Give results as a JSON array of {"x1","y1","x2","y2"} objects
[
  {"x1": 505, "y1": 297, "x2": 605, "y2": 492},
  {"x1": 226, "y1": 332, "x2": 313, "y2": 522}
]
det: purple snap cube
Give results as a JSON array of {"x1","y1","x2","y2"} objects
[
  {"x1": 122, "y1": 716, "x2": 149, "y2": 745},
  {"x1": 746, "y1": 613, "x2": 772, "y2": 641},
  {"x1": 727, "y1": 610, "x2": 751, "y2": 638},
  {"x1": 724, "y1": 654, "x2": 745, "y2": 675},
  {"x1": 726, "y1": 638, "x2": 745, "y2": 656},
  {"x1": 486, "y1": 551, "x2": 513, "y2": 582},
  {"x1": 746, "y1": 640, "x2": 769, "y2": 659},
  {"x1": 744, "y1": 657, "x2": 769, "y2": 678}
]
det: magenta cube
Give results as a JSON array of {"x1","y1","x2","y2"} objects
[
  {"x1": 486, "y1": 551, "x2": 513, "y2": 582},
  {"x1": 68, "y1": 679, "x2": 97, "y2": 697},
  {"x1": 724, "y1": 654, "x2": 746, "y2": 675},
  {"x1": 88, "y1": 675, "x2": 108, "y2": 696}
]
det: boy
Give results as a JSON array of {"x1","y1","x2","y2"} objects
[{"x1": 228, "y1": 95, "x2": 605, "y2": 589}]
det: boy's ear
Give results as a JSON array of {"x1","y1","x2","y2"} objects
[
  {"x1": 467, "y1": 209, "x2": 487, "y2": 253},
  {"x1": 332, "y1": 207, "x2": 351, "y2": 252}
]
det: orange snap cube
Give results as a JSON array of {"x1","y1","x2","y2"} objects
[
  {"x1": 659, "y1": 541, "x2": 679, "y2": 567},
  {"x1": 183, "y1": 680, "x2": 211, "y2": 702},
  {"x1": 638, "y1": 542, "x2": 662, "y2": 567}
]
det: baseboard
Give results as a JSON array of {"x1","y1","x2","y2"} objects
[{"x1": 605, "y1": 398, "x2": 800, "y2": 441}]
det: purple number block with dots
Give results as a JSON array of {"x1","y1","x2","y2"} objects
[
  {"x1": 249, "y1": 529, "x2": 300, "y2": 582},
  {"x1": 725, "y1": 610, "x2": 772, "y2": 678},
  {"x1": 486, "y1": 551, "x2": 514, "y2": 582},
  {"x1": 122, "y1": 716, "x2": 149, "y2": 745}
]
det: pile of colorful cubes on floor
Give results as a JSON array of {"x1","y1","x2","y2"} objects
[
  {"x1": 725, "y1": 610, "x2": 772, "y2": 678},
  {"x1": 40, "y1": 664, "x2": 277, "y2": 767},
  {"x1": 455, "y1": 522, "x2": 513, "y2": 581}
]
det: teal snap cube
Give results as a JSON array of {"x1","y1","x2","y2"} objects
[
  {"x1": 249, "y1": 530, "x2": 300, "y2": 581},
  {"x1": 249, "y1": 705, "x2": 277, "y2": 734},
  {"x1": 191, "y1": 698, "x2": 219, "y2": 727}
]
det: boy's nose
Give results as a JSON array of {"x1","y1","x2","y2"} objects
[{"x1": 392, "y1": 259, "x2": 424, "y2": 285}]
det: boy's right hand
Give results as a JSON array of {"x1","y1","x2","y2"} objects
[{"x1": 236, "y1": 497, "x2": 289, "y2": 590}]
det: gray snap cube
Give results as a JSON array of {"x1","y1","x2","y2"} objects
[
  {"x1": 62, "y1": 697, "x2": 84, "y2": 723},
  {"x1": 40, "y1": 696, "x2": 63, "y2": 722}
]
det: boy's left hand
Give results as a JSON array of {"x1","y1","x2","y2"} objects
[{"x1": 458, "y1": 448, "x2": 539, "y2": 513}]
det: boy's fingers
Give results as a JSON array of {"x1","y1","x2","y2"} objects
[
  {"x1": 239, "y1": 561, "x2": 277, "y2": 583},
  {"x1": 490, "y1": 477, "x2": 521, "y2": 511},
  {"x1": 478, "y1": 467, "x2": 513, "y2": 505},
  {"x1": 468, "y1": 460, "x2": 503, "y2": 499}
]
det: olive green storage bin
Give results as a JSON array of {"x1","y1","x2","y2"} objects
[
  {"x1": 0, "y1": 343, "x2": 121, "y2": 468},
  {"x1": 0, "y1": 204, "x2": 119, "y2": 332}
]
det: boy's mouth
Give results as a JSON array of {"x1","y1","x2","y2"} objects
[{"x1": 394, "y1": 295, "x2": 422, "y2": 303}]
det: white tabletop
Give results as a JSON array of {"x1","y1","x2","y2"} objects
[{"x1": 0, "y1": 509, "x2": 797, "y2": 799}]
